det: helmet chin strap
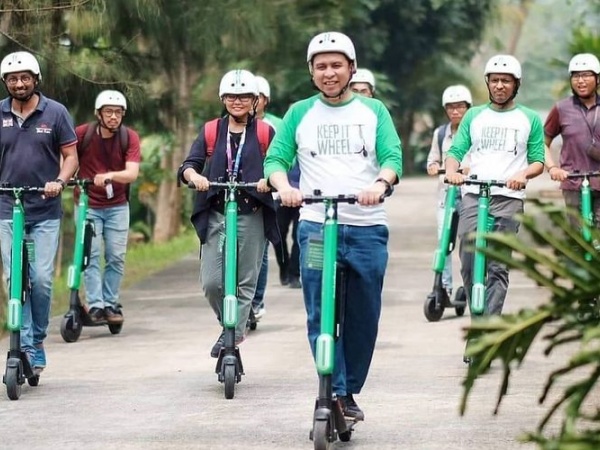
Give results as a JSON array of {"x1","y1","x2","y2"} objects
[
  {"x1": 99, "y1": 116, "x2": 119, "y2": 133},
  {"x1": 6, "y1": 80, "x2": 39, "y2": 103}
]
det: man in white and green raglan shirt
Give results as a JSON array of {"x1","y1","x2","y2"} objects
[
  {"x1": 264, "y1": 31, "x2": 402, "y2": 422},
  {"x1": 445, "y1": 54, "x2": 544, "y2": 317}
]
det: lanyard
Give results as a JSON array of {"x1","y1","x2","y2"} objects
[
  {"x1": 580, "y1": 106, "x2": 599, "y2": 144},
  {"x1": 225, "y1": 125, "x2": 247, "y2": 181}
]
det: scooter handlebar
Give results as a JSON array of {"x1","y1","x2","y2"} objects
[
  {"x1": 187, "y1": 180, "x2": 259, "y2": 190},
  {"x1": 566, "y1": 170, "x2": 600, "y2": 180},
  {"x1": 67, "y1": 178, "x2": 94, "y2": 187}
]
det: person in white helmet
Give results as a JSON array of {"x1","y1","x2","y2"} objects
[
  {"x1": 544, "y1": 53, "x2": 600, "y2": 227},
  {"x1": 445, "y1": 55, "x2": 544, "y2": 318},
  {"x1": 349, "y1": 68, "x2": 375, "y2": 97},
  {"x1": 264, "y1": 31, "x2": 402, "y2": 421},
  {"x1": 426, "y1": 85, "x2": 472, "y2": 297},
  {"x1": 178, "y1": 69, "x2": 277, "y2": 358},
  {"x1": 74, "y1": 90, "x2": 141, "y2": 325},
  {"x1": 0, "y1": 51, "x2": 78, "y2": 373}
]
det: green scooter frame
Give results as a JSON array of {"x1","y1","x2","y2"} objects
[
  {"x1": 565, "y1": 170, "x2": 600, "y2": 260},
  {"x1": 1, "y1": 184, "x2": 46, "y2": 400},
  {"x1": 424, "y1": 170, "x2": 467, "y2": 321},
  {"x1": 461, "y1": 176, "x2": 507, "y2": 364},
  {"x1": 59, "y1": 179, "x2": 123, "y2": 342},
  {"x1": 304, "y1": 191, "x2": 360, "y2": 450},
  {"x1": 191, "y1": 180, "x2": 258, "y2": 400}
]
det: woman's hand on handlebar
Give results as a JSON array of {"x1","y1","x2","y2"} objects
[
  {"x1": 279, "y1": 187, "x2": 303, "y2": 207},
  {"x1": 188, "y1": 174, "x2": 209, "y2": 191},
  {"x1": 426, "y1": 163, "x2": 440, "y2": 176}
]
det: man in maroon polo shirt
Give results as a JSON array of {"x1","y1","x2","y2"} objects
[
  {"x1": 544, "y1": 53, "x2": 600, "y2": 225},
  {"x1": 75, "y1": 90, "x2": 141, "y2": 325}
]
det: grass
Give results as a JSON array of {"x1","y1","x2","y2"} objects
[{"x1": 1, "y1": 230, "x2": 198, "y2": 337}]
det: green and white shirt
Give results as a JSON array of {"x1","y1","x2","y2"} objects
[
  {"x1": 264, "y1": 94, "x2": 402, "y2": 225},
  {"x1": 447, "y1": 103, "x2": 545, "y2": 199}
]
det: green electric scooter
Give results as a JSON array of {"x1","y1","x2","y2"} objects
[
  {"x1": 424, "y1": 170, "x2": 466, "y2": 321},
  {"x1": 304, "y1": 191, "x2": 360, "y2": 450},
  {"x1": 460, "y1": 176, "x2": 507, "y2": 364},
  {"x1": 190, "y1": 180, "x2": 259, "y2": 400},
  {"x1": 1, "y1": 184, "x2": 46, "y2": 400},
  {"x1": 59, "y1": 178, "x2": 123, "y2": 342}
]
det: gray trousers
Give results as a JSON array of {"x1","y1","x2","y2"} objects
[
  {"x1": 200, "y1": 208, "x2": 265, "y2": 340},
  {"x1": 458, "y1": 194, "x2": 523, "y2": 315}
]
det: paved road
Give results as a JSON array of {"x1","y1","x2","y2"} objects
[{"x1": 0, "y1": 175, "x2": 576, "y2": 449}]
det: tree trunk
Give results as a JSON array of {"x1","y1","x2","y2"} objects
[
  {"x1": 152, "y1": 54, "x2": 194, "y2": 242},
  {"x1": 506, "y1": 0, "x2": 534, "y2": 55}
]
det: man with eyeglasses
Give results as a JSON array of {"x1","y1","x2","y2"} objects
[
  {"x1": 445, "y1": 55, "x2": 544, "y2": 321},
  {"x1": 543, "y1": 53, "x2": 600, "y2": 228},
  {"x1": 74, "y1": 90, "x2": 141, "y2": 325},
  {"x1": 0, "y1": 51, "x2": 78, "y2": 374}
]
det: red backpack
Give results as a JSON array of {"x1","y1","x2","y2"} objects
[{"x1": 204, "y1": 118, "x2": 271, "y2": 156}]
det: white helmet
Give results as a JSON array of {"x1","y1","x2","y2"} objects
[
  {"x1": 255, "y1": 75, "x2": 271, "y2": 98},
  {"x1": 350, "y1": 68, "x2": 375, "y2": 91},
  {"x1": 219, "y1": 70, "x2": 258, "y2": 98},
  {"x1": 442, "y1": 85, "x2": 472, "y2": 106},
  {"x1": 306, "y1": 32, "x2": 357, "y2": 71},
  {"x1": 568, "y1": 53, "x2": 600, "y2": 75},
  {"x1": 95, "y1": 90, "x2": 127, "y2": 111},
  {"x1": 484, "y1": 54, "x2": 522, "y2": 80},
  {"x1": 1, "y1": 51, "x2": 42, "y2": 81}
]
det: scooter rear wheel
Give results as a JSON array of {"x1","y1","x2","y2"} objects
[
  {"x1": 312, "y1": 419, "x2": 331, "y2": 450},
  {"x1": 5, "y1": 366, "x2": 21, "y2": 400},
  {"x1": 424, "y1": 293, "x2": 444, "y2": 322},
  {"x1": 60, "y1": 315, "x2": 83, "y2": 343},
  {"x1": 223, "y1": 364, "x2": 236, "y2": 400},
  {"x1": 454, "y1": 287, "x2": 467, "y2": 317}
]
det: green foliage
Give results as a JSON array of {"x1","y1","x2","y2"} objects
[{"x1": 461, "y1": 200, "x2": 600, "y2": 448}]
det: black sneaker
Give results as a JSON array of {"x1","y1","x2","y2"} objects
[
  {"x1": 339, "y1": 394, "x2": 365, "y2": 421},
  {"x1": 210, "y1": 331, "x2": 225, "y2": 358},
  {"x1": 288, "y1": 276, "x2": 302, "y2": 289},
  {"x1": 88, "y1": 307, "x2": 105, "y2": 323}
]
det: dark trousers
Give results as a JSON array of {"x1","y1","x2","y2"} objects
[{"x1": 274, "y1": 205, "x2": 300, "y2": 280}]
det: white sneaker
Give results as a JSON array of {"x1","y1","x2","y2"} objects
[{"x1": 254, "y1": 307, "x2": 266, "y2": 320}]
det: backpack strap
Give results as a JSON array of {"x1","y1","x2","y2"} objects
[
  {"x1": 437, "y1": 122, "x2": 449, "y2": 162},
  {"x1": 79, "y1": 121, "x2": 97, "y2": 155},
  {"x1": 255, "y1": 119, "x2": 271, "y2": 156},
  {"x1": 204, "y1": 118, "x2": 220, "y2": 156},
  {"x1": 119, "y1": 125, "x2": 129, "y2": 155}
]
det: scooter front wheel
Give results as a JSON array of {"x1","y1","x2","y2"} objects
[
  {"x1": 108, "y1": 323, "x2": 123, "y2": 335},
  {"x1": 312, "y1": 419, "x2": 331, "y2": 450},
  {"x1": 5, "y1": 366, "x2": 21, "y2": 400},
  {"x1": 424, "y1": 293, "x2": 444, "y2": 322},
  {"x1": 223, "y1": 364, "x2": 236, "y2": 399},
  {"x1": 60, "y1": 314, "x2": 82, "y2": 342}
]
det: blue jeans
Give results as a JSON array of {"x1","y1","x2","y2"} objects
[
  {"x1": 297, "y1": 220, "x2": 389, "y2": 396},
  {"x1": 252, "y1": 242, "x2": 269, "y2": 310},
  {"x1": 83, "y1": 205, "x2": 129, "y2": 309},
  {"x1": 0, "y1": 219, "x2": 60, "y2": 360}
]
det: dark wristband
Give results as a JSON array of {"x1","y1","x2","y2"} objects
[
  {"x1": 55, "y1": 178, "x2": 66, "y2": 189},
  {"x1": 375, "y1": 177, "x2": 393, "y2": 196}
]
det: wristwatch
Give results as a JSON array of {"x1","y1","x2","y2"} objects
[
  {"x1": 375, "y1": 177, "x2": 394, "y2": 196},
  {"x1": 55, "y1": 178, "x2": 66, "y2": 190}
]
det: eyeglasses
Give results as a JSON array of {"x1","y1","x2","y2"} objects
[
  {"x1": 444, "y1": 104, "x2": 468, "y2": 112},
  {"x1": 101, "y1": 108, "x2": 124, "y2": 118},
  {"x1": 571, "y1": 72, "x2": 596, "y2": 80},
  {"x1": 5, "y1": 75, "x2": 33, "y2": 86},
  {"x1": 223, "y1": 94, "x2": 255, "y2": 103}
]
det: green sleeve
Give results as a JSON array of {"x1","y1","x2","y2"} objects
[
  {"x1": 446, "y1": 107, "x2": 475, "y2": 162},
  {"x1": 263, "y1": 106, "x2": 300, "y2": 178},
  {"x1": 522, "y1": 107, "x2": 545, "y2": 164},
  {"x1": 372, "y1": 100, "x2": 403, "y2": 179}
]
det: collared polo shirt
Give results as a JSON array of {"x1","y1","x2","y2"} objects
[
  {"x1": 0, "y1": 92, "x2": 77, "y2": 220},
  {"x1": 545, "y1": 94, "x2": 600, "y2": 191}
]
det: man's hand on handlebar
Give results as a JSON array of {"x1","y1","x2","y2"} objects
[
  {"x1": 358, "y1": 182, "x2": 387, "y2": 206},
  {"x1": 506, "y1": 171, "x2": 527, "y2": 190},
  {"x1": 256, "y1": 178, "x2": 270, "y2": 193},
  {"x1": 278, "y1": 187, "x2": 303, "y2": 208},
  {"x1": 188, "y1": 173, "x2": 210, "y2": 191}
]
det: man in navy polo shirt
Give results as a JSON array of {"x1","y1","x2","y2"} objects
[{"x1": 0, "y1": 51, "x2": 78, "y2": 374}]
